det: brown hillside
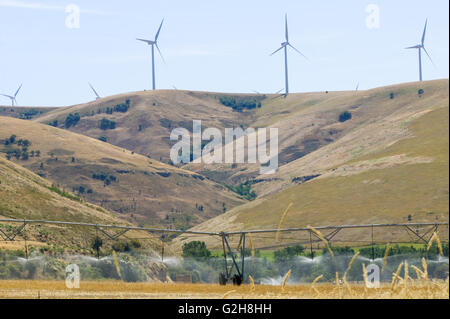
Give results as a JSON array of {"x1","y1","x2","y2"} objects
[{"x1": 0, "y1": 118, "x2": 245, "y2": 229}]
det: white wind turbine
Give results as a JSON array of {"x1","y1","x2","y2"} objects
[
  {"x1": 405, "y1": 19, "x2": 434, "y2": 81},
  {"x1": 1, "y1": 84, "x2": 22, "y2": 106},
  {"x1": 270, "y1": 14, "x2": 308, "y2": 96},
  {"x1": 137, "y1": 19, "x2": 165, "y2": 90}
]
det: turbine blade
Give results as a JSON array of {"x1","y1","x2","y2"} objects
[
  {"x1": 89, "y1": 83, "x2": 100, "y2": 98},
  {"x1": 275, "y1": 88, "x2": 284, "y2": 94},
  {"x1": 421, "y1": 19, "x2": 427, "y2": 45},
  {"x1": 405, "y1": 45, "x2": 419, "y2": 49},
  {"x1": 155, "y1": 18, "x2": 164, "y2": 41},
  {"x1": 422, "y1": 46, "x2": 435, "y2": 66},
  {"x1": 285, "y1": 14, "x2": 289, "y2": 42},
  {"x1": 156, "y1": 43, "x2": 166, "y2": 63},
  {"x1": 270, "y1": 46, "x2": 284, "y2": 56},
  {"x1": 14, "y1": 84, "x2": 22, "y2": 97},
  {"x1": 136, "y1": 38, "x2": 153, "y2": 44},
  {"x1": 288, "y1": 43, "x2": 308, "y2": 60},
  {"x1": 0, "y1": 94, "x2": 13, "y2": 99}
]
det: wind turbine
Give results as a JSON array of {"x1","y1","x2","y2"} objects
[
  {"x1": 1, "y1": 84, "x2": 22, "y2": 106},
  {"x1": 405, "y1": 19, "x2": 434, "y2": 81},
  {"x1": 270, "y1": 14, "x2": 307, "y2": 96},
  {"x1": 88, "y1": 83, "x2": 101, "y2": 100},
  {"x1": 137, "y1": 19, "x2": 165, "y2": 90}
]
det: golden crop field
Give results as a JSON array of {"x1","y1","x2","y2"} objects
[{"x1": 0, "y1": 279, "x2": 448, "y2": 299}]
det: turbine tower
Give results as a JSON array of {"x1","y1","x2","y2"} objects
[
  {"x1": 137, "y1": 19, "x2": 165, "y2": 90},
  {"x1": 1, "y1": 84, "x2": 22, "y2": 106},
  {"x1": 88, "y1": 83, "x2": 101, "y2": 100},
  {"x1": 405, "y1": 19, "x2": 434, "y2": 81},
  {"x1": 270, "y1": 14, "x2": 307, "y2": 96}
]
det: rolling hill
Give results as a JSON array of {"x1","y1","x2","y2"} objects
[
  {"x1": 0, "y1": 155, "x2": 158, "y2": 252},
  {"x1": 171, "y1": 80, "x2": 449, "y2": 249},
  {"x1": 1, "y1": 80, "x2": 448, "y2": 251},
  {"x1": 26, "y1": 80, "x2": 448, "y2": 192},
  {"x1": 33, "y1": 90, "x2": 256, "y2": 164},
  {"x1": 0, "y1": 118, "x2": 245, "y2": 229}
]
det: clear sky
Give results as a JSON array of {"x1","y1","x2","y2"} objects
[{"x1": 0, "y1": 0, "x2": 448, "y2": 106}]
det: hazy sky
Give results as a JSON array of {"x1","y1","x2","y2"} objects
[{"x1": 0, "y1": 0, "x2": 448, "y2": 106}]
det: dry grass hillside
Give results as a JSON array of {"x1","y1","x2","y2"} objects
[
  {"x1": 173, "y1": 80, "x2": 449, "y2": 248},
  {"x1": 33, "y1": 90, "x2": 256, "y2": 164},
  {"x1": 186, "y1": 79, "x2": 449, "y2": 192},
  {"x1": 15, "y1": 81, "x2": 447, "y2": 192},
  {"x1": 0, "y1": 155, "x2": 159, "y2": 252},
  {"x1": 1, "y1": 80, "x2": 448, "y2": 250},
  {"x1": 0, "y1": 118, "x2": 245, "y2": 229}
]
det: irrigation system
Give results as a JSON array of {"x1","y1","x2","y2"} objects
[{"x1": 0, "y1": 218, "x2": 448, "y2": 285}]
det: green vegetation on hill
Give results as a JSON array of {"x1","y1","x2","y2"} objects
[
  {"x1": 99, "y1": 118, "x2": 116, "y2": 130},
  {"x1": 338, "y1": 111, "x2": 352, "y2": 122},
  {"x1": 105, "y1": 100, "x2": 130, "y2": 114},
  {"x1": 182, "y1": 241, "x2": 211, "y2": 259},
  {"x1": 226, "y1": 182, "x2": 257, "y2": 200},
  {"x1": 218, "y1": 96, "x2": 263, "y2": 112},
  {"x1": 1, "y1": 134, "x2": 40, "y2": 161},
  {"x1": 65, "y1": 113, "x2": 80, "y2": 128}
]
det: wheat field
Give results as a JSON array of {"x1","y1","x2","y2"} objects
[{"x1": 0, "y1": 279, "x2": 448, "y2": 299}]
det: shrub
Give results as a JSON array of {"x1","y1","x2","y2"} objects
[
  {"x1": 92, "y1": 172, "x2": 117, "y2": 186},
  {"x1": 105, "y1": 100, "x2": 130, "y2": 114},
  {"x1": 218, "y1": 96, "x2": 263, "y2": 112},
  {"x1": 65, "y1": 113, "x2": 81, "y2": 128},
  {"x1": 226, "y1": 182, "x2": 256, "y2": 200},
  {"x1": 182, "y1": 241, "x2": 211, "y2": 259},
  {"x1": 47, "y1": 184, "x2": 81, "y2": 202},
  {"x1": 20, "y1": 109, "x2": 39, "y2": 119},
  {"x1": 99, "y1": 118, "x2": 116, "y2": 130},
  {"x1": 112, "y1": 241, "x2": 131, "y2": 252},
  {"x1": 338, "y1": 111, "x2": 352, "y2": 122},
  {"x1": 274, "y1": 245, "x2": 305, "y2": 262}
]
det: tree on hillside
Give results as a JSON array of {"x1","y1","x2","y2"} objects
[
  {"x1": 99, "y1": 118, "x2": 116, "y2": 130},
  {"x1": 182, "y1": 241, "x2": 211, "y2": 259},
  {"x1": 338, "y1": 111, "x2": 352, "y2": 122},
  {"x1": 65, "y1": 113, "x2": 81, "y2": 128},
  {"x1": 274, "y1": 245, "x2": 305, "y2": 262}
]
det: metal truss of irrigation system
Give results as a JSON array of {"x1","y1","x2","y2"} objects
[{"x1": 0, "y1": 218, "x2": 448, "y2": 285}]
